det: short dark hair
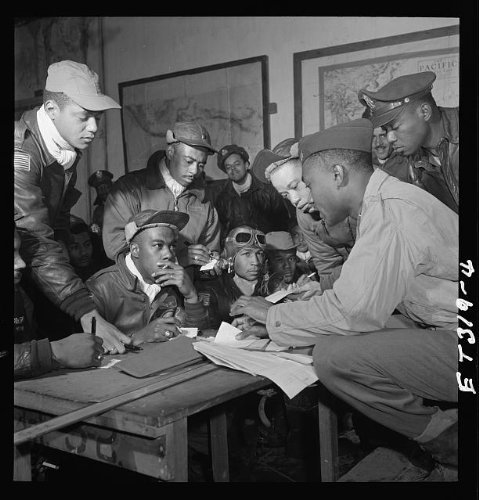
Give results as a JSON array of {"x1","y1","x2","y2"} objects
[
  {"x1": 43, "y1": 89, "x2": 73, "y2": 109},
  {"x1": 309, "y1": 149, "x2": 373, "y2": 173}
]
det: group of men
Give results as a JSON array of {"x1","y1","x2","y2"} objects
[{"x1": 14, "y1": 60, "x2": 460, "y2": 473}]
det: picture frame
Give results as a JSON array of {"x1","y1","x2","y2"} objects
[
  {"x1": 293, "y1": 24, "x2": 459, "y2": 137},
  {"x1": 119, "y1": 55, "x2": 270, "y2": 178}
]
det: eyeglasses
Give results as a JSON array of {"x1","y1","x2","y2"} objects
[{"x1": 226, "y1": 228, "x2": 266, "y2": 248}]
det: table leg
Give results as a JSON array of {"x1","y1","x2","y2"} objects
[
  {"x1": 171, "y1": 417, "x2": 188, "y2": 482},
  {"x1": 317, "y1": 398, "x2": 338, "y2": 482},
  {"x1": 209, "y1": 410, "x2": 229, "y2": 482},
  {"x1": 14, "y1": 443, "x2": 32, "y2": 481}
]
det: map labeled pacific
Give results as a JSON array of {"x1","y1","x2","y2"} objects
[{"x1": 321, "y1": 52, "x2": 459, "y2": 129}]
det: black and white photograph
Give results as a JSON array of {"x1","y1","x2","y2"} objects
[{"x1": 12, "y1": 14, "x2": 477, "y2": 492}]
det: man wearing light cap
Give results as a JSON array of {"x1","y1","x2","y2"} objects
[
  {"x1": 231, "y1": 118, "x2": 459, "y2": 470},
  {"x1": 14, "y1": 60, "x2": 131, "y2": 355},
  {"x1": 211, "y1": 145, "x2": 291, "y2": 244},
  {"x1": 102, "y1": 120, "x2": 221, "y2": 270},
  {"x1": 86, "y1": 209, "x2": 208, "y2": 344},
  {"x1": 359, "y1": 71, "x2": 459, "y2": 213}
]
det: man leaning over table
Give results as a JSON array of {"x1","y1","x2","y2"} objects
[
  {"x1": 230, "y1": 118, "x2": 458, "y2": 470},
  {"x1": 14, "y1": 60, "x2": 130, "y2": 355}
]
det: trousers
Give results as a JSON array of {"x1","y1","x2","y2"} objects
[{"x1": 312, "y1": 328, "x2": 458, "y2": 439}]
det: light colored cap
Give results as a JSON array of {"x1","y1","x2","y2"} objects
[{"x1": 45, "y1": 60, "x2": 121, "y2": 111}]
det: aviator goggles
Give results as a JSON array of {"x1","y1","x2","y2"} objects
[{"x1": 225, "y1": 228, "x2": 267, "y2": 249}]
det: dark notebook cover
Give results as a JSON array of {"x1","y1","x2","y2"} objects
[{"x1": 116, "y1": 336, "x2": 204, "y2": 378}]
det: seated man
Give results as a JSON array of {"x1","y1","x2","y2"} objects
[
  {"x1": 212, "y1": 145, "x2": 292, "y2": 244},
  {"x1": 263, "y1": 231, "x2": 316, "y2": 294},
  {"x1": 86, "y1": 210, "x2": 208, "y2": 345},
  {"x1": 68, "y1": 215, "x2": 112, "y2": 281},
  {"x1": 289, "y1": 224, "x2": 316, "y2": 275},
  {"x1": 13, "y1": 225, "x2": 103, "y2": 380},
  {"x1": 231, "y1": 119, "x2": 458, "y2": 470},
  {"x1": 195, "y1": 225, "x2": 268, "y2": 329}
]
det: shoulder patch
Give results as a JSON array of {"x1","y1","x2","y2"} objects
[{"x1": 14, "y1": 151, "x2": 31, "y2": 171}]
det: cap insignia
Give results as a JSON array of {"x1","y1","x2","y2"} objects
[{"x1": 362, "y1": 94, "x2": 376, "y2": 110}]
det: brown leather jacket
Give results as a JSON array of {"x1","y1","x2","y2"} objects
[
  {"x1": 382, "y1": 107, "x2": 459, "y2": 213},
  {"x1": 86, "y1": 253, "x2": 209, "y2": 335},
  {"x1": 102, "y1": 150, "x2": 221, "y2": 263},
  {"x1": 14, "y1": 108, "x2": 95, "y2": 321}
]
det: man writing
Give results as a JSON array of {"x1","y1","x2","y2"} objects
[
  {"x1": 14, "y1": 60, "x2": 131, "y2": 354},
  {"x1": 102, "y1": 121, "x2": 221, "y2": 270},
  {"x1": 231, "y1": 119, "x2": 458, "y2": 469},
  {"x1": 13, "y1": 225, "x2": 104, "y2": 379}
]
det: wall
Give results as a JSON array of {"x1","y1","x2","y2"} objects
[
  {"x1": 101, "y1": 16, "x2": 459, "y2": 181},
  {"x1": 14, "y1": 17, "x2": 107, "y2": 224}
]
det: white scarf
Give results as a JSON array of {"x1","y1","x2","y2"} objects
[
  {"x1": 125, "y1": 253, "x2": 162, "y2": 304},
  {"x1": 233, "y1": 274, "x2": 257, "y2": 296},
  {"x1": 36, "y1": 105, "x2": 78, "y2": 170},
  {"x1": 160, "y1": 158, "x2": 186, "y2": 199},
  {"x1": 232, "y1": 172, "x2": 252, "y2": 195}
]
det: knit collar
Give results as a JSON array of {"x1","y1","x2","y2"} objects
[
  {"x1": 160, "y1": 158, "x2": 187, "y2": 198},
  {"x1": 232, "y1": 172, "x2": 252, "y2": 195},
  {"x1": 36, "y1": 104, "x2": 77, "y2": 170}
]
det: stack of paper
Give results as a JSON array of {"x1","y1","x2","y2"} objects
[
  {"x1": 193, "y1": 341, "x2": 318, "y2": 399},
  {"x1": 193, "y1": 322, "x2": 317, "y2": 398}
]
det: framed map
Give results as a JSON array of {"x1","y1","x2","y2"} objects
[
  {"x1": 293, "y1": 24, "x2": 459, "y2": 137},
  {"x1": 119, "y1": 56, "x2": 270, "y2": 178}
]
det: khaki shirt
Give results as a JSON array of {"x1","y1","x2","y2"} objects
[{"x1": 267, "y1": 169, "x2": 458, "y2": 347}]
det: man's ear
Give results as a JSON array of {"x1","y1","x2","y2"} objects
[
  {"x1": 245, "y1": 161, "x2": 251, "y2": 171},
  {"x1": 44, "y1": 99, "x2": 60, "y2": 121},
  {"x1": 130, "y1": 242, "x2": 139, "y2": 258},
  {"x1": 165, "y1": 144, "x2": 175, "y2": 161},
  {"x1": 332, "y1": 164, "x2": 346, "y2": 187},
  {"x1": 418, "y1": 102, "x2": 433, "y2": 122}
]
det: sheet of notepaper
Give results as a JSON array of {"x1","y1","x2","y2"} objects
[
  {"x1": 200, "y1": 259, "x2": 218, "y2": 271},
  {"x1": 214, "y1": 322, "x2": 288, "y2": 352}
]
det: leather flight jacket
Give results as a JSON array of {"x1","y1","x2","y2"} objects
[
  {"x1": 382, "y1": 107, "x2": 459, "y2": 214},
  {"x1": 14, "y1": 108, "x2": 95, "y2": 320}
]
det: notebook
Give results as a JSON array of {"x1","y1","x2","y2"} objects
[{"x1": 115, "y1": 335, "x2": 204, "y2": 378}]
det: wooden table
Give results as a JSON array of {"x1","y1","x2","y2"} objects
[{"x1": 14, "y1": 360, "x2": 272, "y2": 482}]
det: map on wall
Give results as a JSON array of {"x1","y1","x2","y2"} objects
[
  {"x1": 297, "y1": 27, "x2": 459, "y2": 137},
  {"x1": 120, "y1": 58, "x2": 268, "y2": 179},
  {"x1": 320, "y1": 49, "x2": 459, "y2": 129}
]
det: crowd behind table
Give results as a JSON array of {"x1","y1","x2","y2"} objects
[{"x1": 13, "y1": 60, "x2": 459, "y2": 479}]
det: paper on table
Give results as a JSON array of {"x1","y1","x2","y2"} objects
[
  {"x1": 193, "y1": 341, "x2": 318, "y2": 399},
  {"x1": 214, "y1": 322, "x2": 288, "y2": 352},
  {"x1": 200, "y1": 259, "x2": 218, "y2": 271},
  {"x1": 99, "y1": 358, "x2": 122, "y2": 369},
  {"x1": 181, "y1": 327, "x2": 198, "y2": 338}
]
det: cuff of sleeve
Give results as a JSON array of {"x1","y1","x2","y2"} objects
[
  {"x1": 184, "y1": 300, "x2": 205, "y2": 314},
  {"x1": 61, "y1": 288, "x2": 96, "y2": 322},
  {"x1": 31, "y1": 338, "x2": 54, "y2": 376}
]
